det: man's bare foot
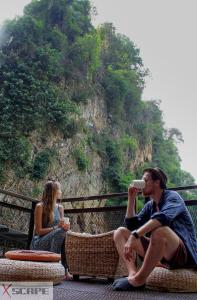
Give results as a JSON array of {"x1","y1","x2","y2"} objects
[
  {"x1": 128, "y1": 271, "x2": 137, "y2": 277},
  {"x1": 128, "y1": 275, "x2": 146, "y2": 287}
]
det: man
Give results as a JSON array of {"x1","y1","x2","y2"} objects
[{"x1": 113, "y1": 167, "x2": 197, "y2": 291}]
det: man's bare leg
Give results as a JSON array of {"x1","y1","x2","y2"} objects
[
  {"x1": 114, "y1": 227, "x2": 146, "y2": 277},
  {"x1": 128, "y1": 226, "x2": 180, "y2": 286}
]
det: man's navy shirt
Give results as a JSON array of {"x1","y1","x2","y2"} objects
[{"x1": 125, "y1": 190, "x2": 197, "y2": 266}]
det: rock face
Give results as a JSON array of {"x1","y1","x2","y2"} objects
[
  {"x1": 1, "y1": 93, "x2": 152, "y2": 211},
  {"x1": 130, "y1": 143, "x2": 152, "y2": 171},
  {"x1": 1, "y1": 95, "x2": 108, "y2": 205},
  {"x1": 60, "y1": 95, "x2": 108, "y2": 200},
  {"x1": 0, "y1": 93, "x2": 154, "y2": 235}
]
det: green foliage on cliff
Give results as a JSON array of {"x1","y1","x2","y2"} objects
[
  {"x1": 73, "y1": 147, "x2": 89, "y2": 171},
  {"x1": 0, "y1": 0, "x2": 195, "y2": 196},
  {"x1": 0, "y1": 0, "x2": 93, "y2": 180},
  {"x1": 31, "y1": 148, "x2": 58, "y2": 180},
  {"x1": 98, "y1": 23, "x2": 146, "y2": 124}
]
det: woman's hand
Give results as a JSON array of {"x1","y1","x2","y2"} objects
[
  {"x1": 58, "y1": 219, "x2": 65, "y2": 227},
  {"x1": 62, "y1": 223, "x2": 70, "y2": 231},
  {"x1": 58, "y1": 219, "x2": 70, "y2": 231}
]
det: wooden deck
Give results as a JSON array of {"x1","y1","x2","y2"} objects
[{"x1": 53, "y1": 277, "x2": 197, "y2": 300}]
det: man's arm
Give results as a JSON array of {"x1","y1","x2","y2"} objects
[
  {"x1": 125, "y1": 186, "x2": 151, "y2": 231},
  {"x1": 126, "y1": 186, "x2": 138, "y2": 218},
  {"x1": 133, "y1": 219, "x2": 161, "y2": 237}
]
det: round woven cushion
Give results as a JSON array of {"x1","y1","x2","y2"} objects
[
  {"x1": 0, "y1": 259, "x2": 65, "y2": 284},
  {"x1": 5, "y1": 250, "x2": 61, "y2": 262},
  {"x1": 146, "y1": 267, "x2": 197, "y2": 292}
]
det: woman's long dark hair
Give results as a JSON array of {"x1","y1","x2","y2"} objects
[{"x1": 42, "y1": 180, "x2": 60, "y2": 226}]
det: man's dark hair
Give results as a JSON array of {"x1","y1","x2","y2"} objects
[{"x1": 143, "y1": 167, "x2": 168, "y2": 189}]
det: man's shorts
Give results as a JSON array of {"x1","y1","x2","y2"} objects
[{"x1": 140, "y1": 236, "x2": 188, "y2": 269}]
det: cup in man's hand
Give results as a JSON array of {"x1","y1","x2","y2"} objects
[{"x1": 131, "y1": 179, "x2": 145, "y2": 190}]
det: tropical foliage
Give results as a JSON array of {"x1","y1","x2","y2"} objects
[{"x1": 0, "y1": 0, "x2": 195, "y2": 203}]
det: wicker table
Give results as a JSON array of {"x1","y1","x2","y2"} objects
[{"x1": 66, "y1": 230, "x2": 127, "y2": 279}]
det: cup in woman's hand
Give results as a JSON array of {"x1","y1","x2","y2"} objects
[
  {"x1": 63, "y1": 217, "x2": 70, "y2": 224},
  {"x1": 59, "y1": 217, "x2": 70, "y2": 231}
]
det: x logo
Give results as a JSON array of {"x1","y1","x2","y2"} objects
[{"x1": 2, "y1": 284, "x2": 12, "y2": 298}]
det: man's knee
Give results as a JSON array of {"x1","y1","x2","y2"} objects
[
  {"x1": 113, "y1": 227, "x2": 130, "y2": 241},
  {"x1": 151, "y1": 226, "x2": 169, "y2": 243}
]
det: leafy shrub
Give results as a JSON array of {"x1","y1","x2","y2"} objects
[
  {"x1": 73, "y1": 147, "x2": 89, "y2": 171},
  {"x1": 0, "y1": 137, "x2": 31, "y2": 181},
  {"x1": 31, "y1": 148, "x2": 57, "y2": 180}
]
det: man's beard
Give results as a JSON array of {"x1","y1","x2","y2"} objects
[{"x1": 142, "y1": 190, "x2": 152, "y2": 197}]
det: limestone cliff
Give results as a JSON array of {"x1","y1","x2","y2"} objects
[{"x1": 1, "y1": 92, "x2": 153, "y2": 212}]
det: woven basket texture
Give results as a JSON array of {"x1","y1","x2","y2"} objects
[
  {"x1": 0, "y1": 258, "x2": 65, "y2": 284},
  {"x1": 146, "y1": 267, "x2": 197, "y2": 292},
  {"x1": 66, "y1": 230, "x2": 128, "y2": 278}
]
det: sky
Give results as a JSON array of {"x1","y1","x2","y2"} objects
[{"x1": 0, "y1": 0, "x2": 197, "y2": 182}]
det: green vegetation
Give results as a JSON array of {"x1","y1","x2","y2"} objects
[
  {"x1": 0, "y1": 0, "x2": 94, "y2": 181},
  {"x1": 31, "y1": 148, "x2": 58, "y2": 180},
  {"x1": 73, "y1": 147, "x2": 89, "y2": 171},
  {"x1": 98, "y1": 23, "x2": 146, "y2": 124},
  {"x1": 0, "y1": 0, "x2": 196, "y2": 203}
]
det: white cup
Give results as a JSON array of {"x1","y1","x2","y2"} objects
[
  {"x1": 131, "y1": 179, "x2": 145, "y2": 189},
  {"x1": 63, "y1": 217, "x2": 70, "y2": 224}
]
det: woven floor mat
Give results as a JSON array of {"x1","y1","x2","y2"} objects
[{"x1": 53, "y1": 278, "x2": 197, "y2": 300}]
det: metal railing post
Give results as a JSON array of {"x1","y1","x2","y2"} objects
[{"x1": 26, "y1": 202, "x2": 36, "y2": 249}]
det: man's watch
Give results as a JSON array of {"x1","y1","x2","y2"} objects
[{"x1": 131, "y1": 230, "x2": 140, "y2": 239}]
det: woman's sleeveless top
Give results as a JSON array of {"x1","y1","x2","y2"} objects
[{"x1": 33, "y1": 205, "x2": 60, "y2": 239}]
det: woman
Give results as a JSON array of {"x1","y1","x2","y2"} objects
[{"x1": 30, "y1": 180, "x2": 72, "y2": 280}]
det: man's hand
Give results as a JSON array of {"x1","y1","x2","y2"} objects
[
  {"x1": 124, "y1": 235, "x2": 136, "y2": 261},
  {"x1": 128, "y1": 185, "x2": 138, "y2": 199},
  {"x1": 126, "y1": 186, "x2": 138, "y2": 218}
]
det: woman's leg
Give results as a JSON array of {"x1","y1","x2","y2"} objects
[
  {"x1": 61, "y1": 241, "x2": 73, "y2": 279},
  {"x1": 49, "y1": 228, "x2": 73, "y2": 279},
  {"x1": 31, "y1": 228, "x2": 72, "y2": 277}
]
